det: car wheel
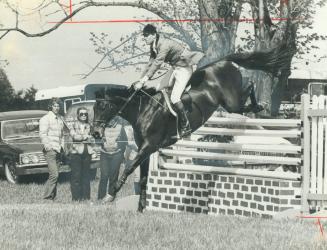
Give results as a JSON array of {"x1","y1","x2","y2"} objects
[{"x1": 4, "y1": 161, "x2": 20, "y2": 184}]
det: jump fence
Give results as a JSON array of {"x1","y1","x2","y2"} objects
[{"x1": 145, "y1": 94, "x2": 327, "y2": 217}]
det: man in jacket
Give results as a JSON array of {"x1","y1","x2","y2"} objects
[
  {"x1": 134, "y1": 24, "x2": 204, "y2": 138},
  {"x1": 39, "y1": 98, "x2": 65, "y2": 200}
]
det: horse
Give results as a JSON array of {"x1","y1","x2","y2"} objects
[{"x1": 92, "y1": 44, "x2": 291, "y2": 212}]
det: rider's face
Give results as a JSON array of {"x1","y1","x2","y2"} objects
[{"x1": 143, "y1": 33, "x2": 156, "y2": 45}]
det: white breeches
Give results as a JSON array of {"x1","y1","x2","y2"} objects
[{"x1": 169, "y1": 66, "x2": 193, "y2": 104}]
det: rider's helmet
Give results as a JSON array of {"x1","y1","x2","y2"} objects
[{"x1": 143, "y1": 24, "x2": 157, "y2": 36}]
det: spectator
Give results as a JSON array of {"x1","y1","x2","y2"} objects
[
  {"x1": 68, "y1": 107, "x2": 95, "y2": 201},
  {"x1": 98, "y1": 116, "x2": 128, "y2": 203},
  {"x1": 39, "y1": 98, "x2": 65, "y2": 200}
]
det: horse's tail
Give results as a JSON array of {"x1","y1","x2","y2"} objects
[{"x1": 224, "y1": 43, "x2": 295, "y2": 76}]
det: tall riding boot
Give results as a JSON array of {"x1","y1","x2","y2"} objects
[{"x1": 174, "y1": 101, "x2": 192, "y2": 138}]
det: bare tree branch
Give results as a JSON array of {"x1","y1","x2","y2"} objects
[
  {"x1": 81, "y1": 31, "x2": 143, "y2": 79},
  {"x1": 0, "y1": 0, "x2": 199, "y2": 44}
]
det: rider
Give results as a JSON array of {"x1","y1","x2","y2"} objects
[{"x1": 134, "y1": 24, "x2": 204, "y2": 138}]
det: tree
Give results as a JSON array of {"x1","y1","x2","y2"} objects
[
  {"x1": 0, "y1": 68, "x2": 14, "y2": 111},
  {"x1": 1, "y1": 0, "x2": 326, "y2": 116},
  {"x1": 23, "y1": 86, "x2": 38, "y2": 105},
  {"x1": 0, "y1": 68, "x2": 37, "y2": 111}
]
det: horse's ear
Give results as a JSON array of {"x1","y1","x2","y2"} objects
[{"x1": 128, "y1": 85, "x2": 134, "y2": 93}]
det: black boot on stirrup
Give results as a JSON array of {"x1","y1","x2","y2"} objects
[{"x1": 174, "y1": 101, "x2": 192, "y2": 138}]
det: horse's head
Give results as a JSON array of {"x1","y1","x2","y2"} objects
[
  {"x1": 92, "y1": 84, "x2": 134, "y2": 138},
  {"x1": 92, "y1": 98, "x2": 118, "y2": 138}
]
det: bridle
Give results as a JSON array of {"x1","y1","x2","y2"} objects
[
  {"x1": 93, "y1": 87, "x2": 139, "y2": 126},
  {"x1": 93, "y1": 99, "x2": 119, "y2": 127},
  {"x1": 94, "y1": 75, "x2": 169, "y2": 126}
]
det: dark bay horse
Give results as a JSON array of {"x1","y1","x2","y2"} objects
[{"x1": 93, "y1": 45, "x2": 290, "y2": 212}]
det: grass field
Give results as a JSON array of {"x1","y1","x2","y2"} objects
[{"x1": 1, "y1": 172, "x2": 327, "y2": 250}]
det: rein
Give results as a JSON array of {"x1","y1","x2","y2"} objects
[
  {"x1": 117, "y1": 88, "x2": 139, "y2": 115},
  {"x1": 95, "y1": 73, "x2": 170, "y2": 124},
  {"x1": 117, "y1": 70, "x2": 169, "y2": 112},
  {"x1": 94, "y1": 84, "x2": 140, "y2": 125},
  {"x1": 139, "y1": 89, "x2": 165, "y2": 109}
]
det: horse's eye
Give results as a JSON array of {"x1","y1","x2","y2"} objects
[{"x1": 99, "y1": 102, "x2": 106, "y2": 110}]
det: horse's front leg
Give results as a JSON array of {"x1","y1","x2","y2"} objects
[
  {"x1": 113, "y1": 142, "x2": 151, "y2": 197},
  {"x1": 138, "y1": 157, "x2": 149, "y2": 212}
]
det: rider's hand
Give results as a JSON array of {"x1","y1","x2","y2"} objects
[
  {"x1": 135, "y1": 76, "x2": 149, "y2": 89},
  {"x1": 134, "y1": 81, "x2": 144, "y2": 90},
  {"x1": 140, "y1": 75, "x2": 149, "y2": 84}
]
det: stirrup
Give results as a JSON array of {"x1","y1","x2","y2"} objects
[
  {"x1": 172, "y1": 127, "x2": 191, "y2": 140},
  {"x1": 171, "y1": 116, "x2": 192, "y2": 140},
  {"x1": 180, "y1": 127, "x2": 192, "y2": 138}
]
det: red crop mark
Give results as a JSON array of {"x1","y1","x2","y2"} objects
[
  {"x1": 48, "y1": 17, "x2": 293, "y2": 25},
  {"x1": 316, "y1": 219, "x2": 325, "y2": 236},
  {"x1": 50, "y1": 1, "x2": 297, "y2": 25},
  {"x1": 58, "y1": 0, "x2": 73, "y2": 20},
  {"x1": 298, "y1": 215, "x2": 326, "y2": 237}
]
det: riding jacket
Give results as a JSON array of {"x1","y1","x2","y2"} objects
[{"x1": 141, "y1": 35, "x2": 204, "y2": 79}]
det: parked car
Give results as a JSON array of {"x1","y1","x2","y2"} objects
[{"x1": 0, "y1": 110, "x2": 100, "y2": 184}]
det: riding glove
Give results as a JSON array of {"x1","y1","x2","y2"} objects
[{"x1": 135, "y1": 76, "x2": 149, "y2": 90}]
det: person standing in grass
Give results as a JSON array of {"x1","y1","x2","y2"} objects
[
  {"x1": 68, "y1": 107, "x2": 95, "y2": 201},
  {"x1": 97, "y1": 116, "x2": 128, "y2": 203},
  {"x1": 124, "y1": 124, "x2": 140, "y2": 195},
  {"x1": 39, "y1": 98, "x2": 65, "y2": 200}
]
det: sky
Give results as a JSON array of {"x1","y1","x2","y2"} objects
[
  {"x1": 0, "y1": 1, "x2": 147, "y2": 90},
  {"x1": 0, "y1": 1, "x2": 327, "y2": 91}
]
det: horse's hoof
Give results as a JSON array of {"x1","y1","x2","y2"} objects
[{"x1": 137, "y1": 204, "x2": 146, "y2": 213}]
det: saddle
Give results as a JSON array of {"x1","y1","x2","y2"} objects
[{"x1": 161, "y1": 88, "x2": 193, "y2": 117}]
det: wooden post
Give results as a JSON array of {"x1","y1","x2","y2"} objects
[
  {"x1": 149, "y1": 152, "x2": 159, "y2": 171},
  {"x1": 301, "y1": 94, "x2": 311, "y2": 213}
]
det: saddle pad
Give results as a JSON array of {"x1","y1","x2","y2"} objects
[{"x1": 161, "y1": 89, "x2": 177, "y2": 117}]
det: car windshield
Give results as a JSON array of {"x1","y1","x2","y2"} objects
[{"x1": 1, "y1": 118, "x2": 40, "y2": 140}]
